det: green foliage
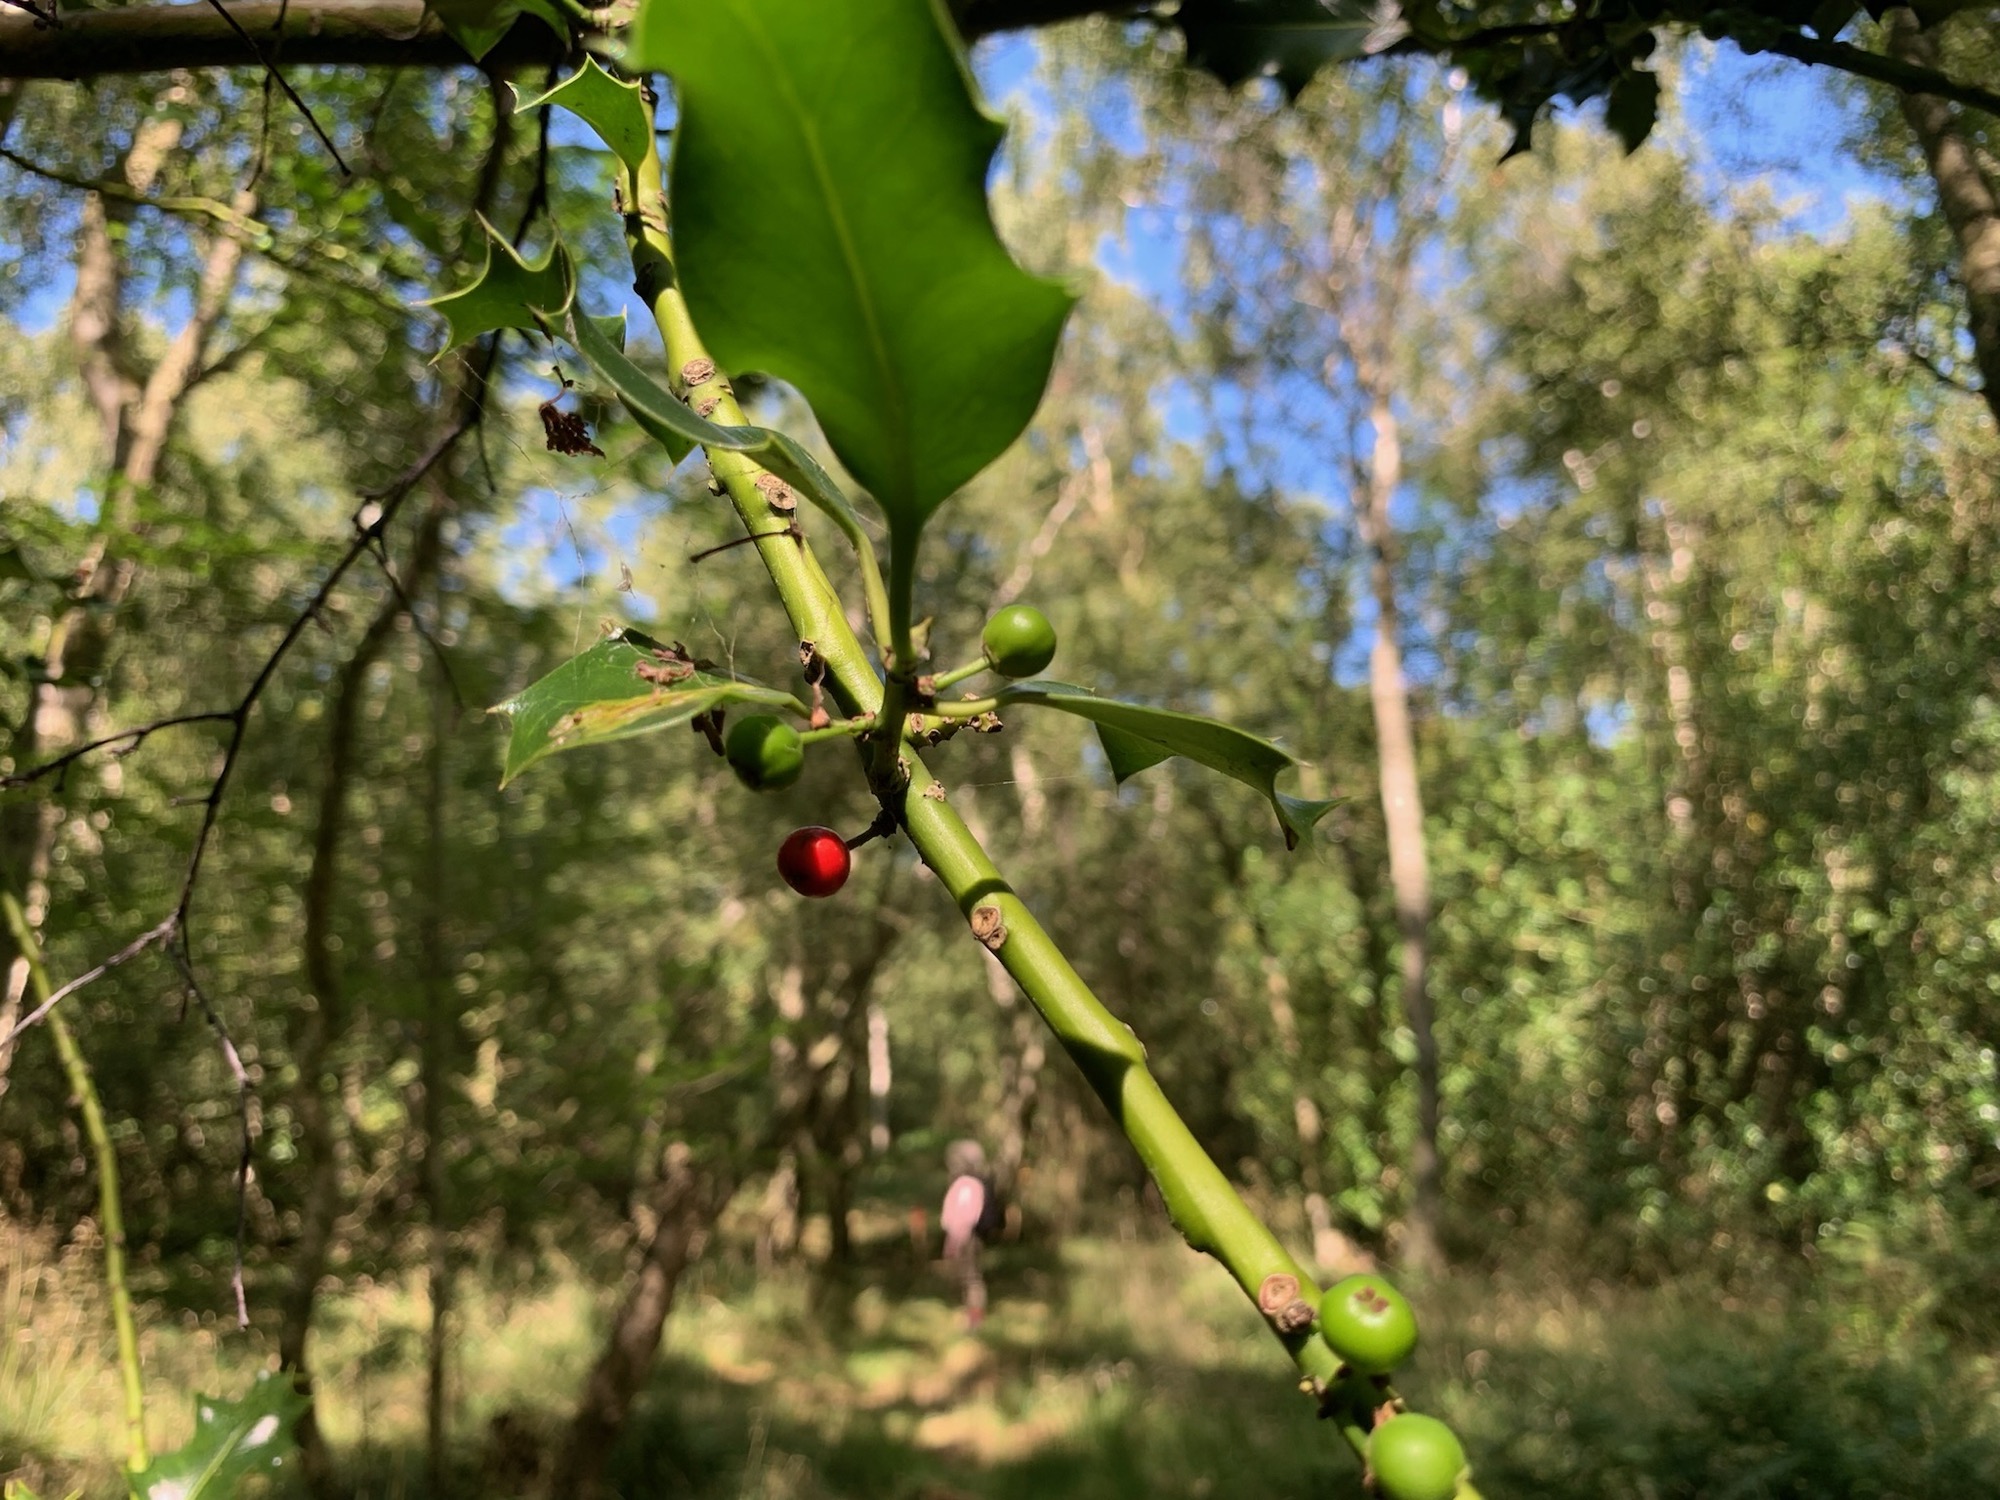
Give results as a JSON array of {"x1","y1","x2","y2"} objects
[
  {"x1": 419, "y1": 220, "x2": 570, "y2": 349},
  {"x1": 1176, "y1": 0, "x2": 1381, "y2": 98},
  {"x1": 630, "y1": 0, "x2": 1075, "y2": 546},
  {"x1": 491, "y1": 629, "x2": 800, "y2": 785},
  {"x1": 5, "y1": 11, "x2": 2000, "y2": 1500},
  {"x1": 513, "y1": 58, "x2": 654, "y2": 180},
  {"x1": 559, "y1": 300, "x2": 873, "y2": 543},
  {"x1": 994, "y1": 681, "x2": 1338, "y2": 849},
  {"x1": 126, "y1": 1373, "x2": 308, "y2": 1500},
  {"x1": 425, "y1": 0, "x2": 570, "y2": 63}
]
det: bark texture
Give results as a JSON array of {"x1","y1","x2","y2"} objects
[
  {"x1": 0, "y1": 111, "x2": 245, "y2": 1095},
  {"x1": 0, "y1": 0, "x2": 1116, "y2": 76},
  {"x1": 278, "y1": 495, "x2": 451, "y2": 1496},
  {"x1": 1355, "y1": 393, "x2": 1441, "y2": 1271},
  {"x1": 546, "y1": 1146, "x2": 733, "y2": 1500},
  {"x1": 1885, "y1": 7, "x2": 2000, "y2": 429}
]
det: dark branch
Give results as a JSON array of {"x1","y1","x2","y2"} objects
[
  {"x1": 362, "y1": 523, "x2": 467, "y2": 713},
  {"x1": 1, "y1": 710, "x2": 238, "y2": 791},
  {"x1": 168, "y1": 943, "x2": 257, "y2": 1328},
  {"x1": 0, "y1": 0, "x2": 1113, "y2": 76},
  {"x1": 3, "y1": 0, "x2": 1998, "y2": 127},
  {"x1": 0, "y1": 1, "x2": 541, "y2": 77},
  {"x1": 199, "y1": 0, "x2": 353, "y2": 174},
  {"x1": 950, "y1": 0, "x2": 1147, "y2": 35},
  {"x1": 0, "y1": 146, "x2": 413, "y2": 310},
  {"x1": 1765, "y1": 26, "x2": 2000, "y2": 121},
  {"x1": 0, "y1": 411, "x2": 480, "y2": 1053}
]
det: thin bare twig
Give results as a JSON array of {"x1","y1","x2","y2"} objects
[
  {"x1": 168, "y1": 944, "x2": 256, "y2": 1328},
  {"x1": 0, "y1": 145, "x2": 410, "y2": 311},
  {"x1": 689, "y1": 524, "x2": 802, "y2": 563},
  {"x1": 1, "y1": 710, "x2": 238, "y2": 791},
  {"x1": 0, "y1": 915, "x2": 176, "y2": 1054},
  {"x1": 243, "y1": 0, "x2": 295, "y2": 193},
  {"x1": 0, "y1": 412, "x2": 478, "y2": 1057},
  {"x1": 513, "y1": 66, "x2": 557, "y2": 247},
  {"x1": 362, "y1": 523, "x2": 467, "y2": 712},
  {"x1": 201, "y1": 0, "x2": 351, "y2": 175}
]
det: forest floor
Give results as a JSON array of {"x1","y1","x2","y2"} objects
[{"x1": 4, "y1": 1207, "x2": 1997, "y2": 1499}]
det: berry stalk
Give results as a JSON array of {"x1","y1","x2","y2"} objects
[{"x1": 618, "y1": 118, "x2": 1440, "y2": 1434}]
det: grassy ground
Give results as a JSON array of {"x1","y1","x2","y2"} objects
[{"x1": 5, "y1": 1209, "x2": 1998, "y2": 1499}]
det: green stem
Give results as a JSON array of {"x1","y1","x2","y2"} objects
[
  {"x1": 846, "y1": 524, "x2": 896, "y2": 660},
  {"x1": 623, "y1": 130, "x2": 1341, "y2": 1394},
  {"x1": 3, "y1": 893, "x2": 150, "y2": 1475},
  {"x1": 928, "y1": 658, "x2": 990, "y2": 692},
  {"x1": 926, "y1": 695, "x2": 1001, "y2": 720},
  {"x1": 867, "y1": 540, "x2": 920, "y2": 788},
  {"x1": 798, "y1": 718, "x2": 874, "y2": 747}
]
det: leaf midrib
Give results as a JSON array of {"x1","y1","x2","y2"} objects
[{"x1": 732, "y1": 0, "x2": 915, "y2": 511}]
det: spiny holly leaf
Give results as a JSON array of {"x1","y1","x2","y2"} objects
[
  {"x1": 126, "y1": 1371, "x2": 309, "y2": 1500},
  {"x1": 491, "y1": 628, "x2": 802, "y2": 785},
  {"x1": 426, "y1": 0, "x2": 568, "y2": 62},
  {"x1": 629, "y1": 0, "x2": 1074, "y2": 541},
  {"x1": 995, "y1": 681, "x2": 1338, "y2": 849},
  {"x1": 562, "y1": 302, "x2": 871, "y2": 541},
  {"x1": 1177, "y1": 0, "x2": 1381, "y2": 97},
  {"x1": 514, "y1": 58, "x2": 653, "y2": 179},
  {"x1": 421, "y1": 218, "x2": 571, "y2": 351}
]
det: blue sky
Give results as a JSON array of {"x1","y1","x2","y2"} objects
[
  {"x1": 4, "y1": 30, "x2": 1906, "y2": 652},
  {"x1": 965, "y1": 31, "x2": 1900, "y2": 697}
]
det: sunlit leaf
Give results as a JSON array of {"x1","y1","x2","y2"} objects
[
  {"x1": 420, "y1": 218, "x2": 571, "y2": 352},
  {"x1": 491, "y1": 628, "x2": 803, "y2": 785},
  {"x1": 996, "y1": 681, "x2": 1338, "y2": 849},
  {"x1": 629, "y1": 0, "x2": 1074, "y2": 538},
  {"x1": 514, "y1": 58, "x2": 654, "y2": 178},
  {"x1": 127, "y1": 1372, "x2": 309, "y2": 1500},
  {"x1": 561, "y1": 302, "x2": 871, "y2": 539},
  {"x1": 426, "y1": 0, "x2": 568, "y2": 62}
]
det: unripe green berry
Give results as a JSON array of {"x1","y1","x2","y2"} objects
[
  {"x1": 725, "y1": 714, "x2": 804, "y2": 791},
  {"x1": 1316, "y1": 1273, "x2": 1417, "y2": 1375},
  {"x1": 1367, "y1": 1413, "x2": 1466, "y2": 1500},
  {"x1": 980, "y1": 605, "x2": 1058, "y2": 678}
]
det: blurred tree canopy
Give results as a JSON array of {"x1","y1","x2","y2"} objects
[{"x1": 0, "y1": 1, "x2": 1996, "y2": 1495}]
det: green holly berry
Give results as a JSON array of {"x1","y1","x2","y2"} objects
[
  {"x1": 1316, "y1": 1273, "x2": 1417, "y2": 1375},
  {"x1": 1367, "y1": 1414, "x2": 1466, "y2": 1500},
  {"x1": 980, "y1": 605, "x2": 1058, "y2": 678},
  {"x1": 725, "y1": 714, "x2": 804, "y2": 791}
]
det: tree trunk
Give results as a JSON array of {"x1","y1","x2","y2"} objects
[
  {"x1": 547, "y1": 1146, "x2": 732, "y2": 1500},
  {"x1": 421, "y1": 588, "x2": 456, "y2": 1497},
  {"x1": 280, "y1": 495, "x2": 451, "y2": 1495},
  {"x1": 865, "y1": 1003, "x2": 892, "y2": 1156},
  {"x1": 1356, "y1": 395, "x2": 1443, "y2": 1272},
  {"x1": 1886, "y1": 7, "x2": 2000, "y2": 428},
  {"x1": 961, "y1": 762, "x2": 1050, "y2": 1206},
  {"x1": 0, "y1": 115, "x2": 245, "y2": 1097}
]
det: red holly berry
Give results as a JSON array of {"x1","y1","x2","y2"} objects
[{"x1": 777, "y1": 826, "x2": 851, "y2": 898}]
